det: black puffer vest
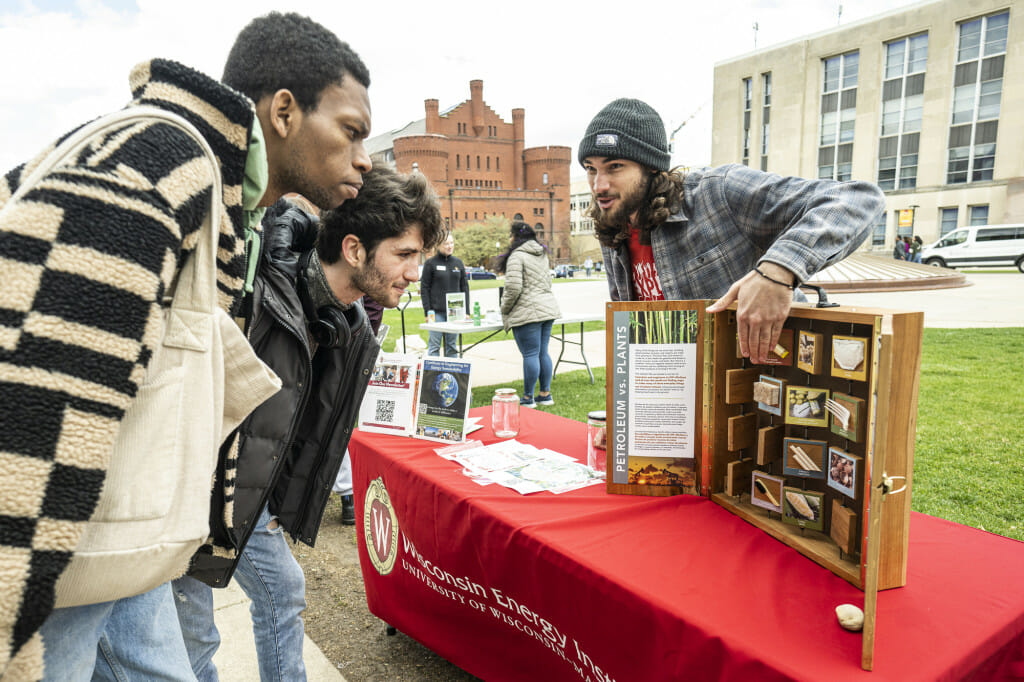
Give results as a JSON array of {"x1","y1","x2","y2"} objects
[{"x1": 189, "y1": 209, "x2": 379, "y2": 587}]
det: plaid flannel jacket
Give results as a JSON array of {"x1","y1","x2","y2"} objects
[
  {"x1": 601, "y1": 164, "x2": 884, "y2": 302},
  {"x1": 0, "y1": 59, "x2": 255, "y2": 679}
]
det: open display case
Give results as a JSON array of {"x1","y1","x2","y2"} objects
[
  {"x1": 605, "y1": 300, "x2": 923, "y2": 591},
  {"x1": 605, "y1": 300, "x2": 923, "y2": 670}
]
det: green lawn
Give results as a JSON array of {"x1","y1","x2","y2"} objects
[{"x1": 471, "y1": 327, "x2": 1024, "y2": 541}]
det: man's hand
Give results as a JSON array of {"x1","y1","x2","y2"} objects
[{"x1": 706, "y1": 262, "x2": 795, "y2": 364}]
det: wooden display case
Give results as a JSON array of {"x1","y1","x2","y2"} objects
[{"x1": 605, "y1": 300, "x2": 923, "y2": 593}]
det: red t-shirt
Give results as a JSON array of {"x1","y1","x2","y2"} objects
[{"x1": 628, "y1": 226, "x2": 664, "y2": 301}]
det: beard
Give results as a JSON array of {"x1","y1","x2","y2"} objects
[
  {"x1": 278, "y1": 146, "x2": 337, "y2": 211},
  {"x1": 592, "y1": 173, "x2": 648, "y2": 232},
  {"x1": 351, "y1": 257, "x2": 400, "y2": 308}
]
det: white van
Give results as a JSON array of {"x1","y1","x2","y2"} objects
[{"x1": 921, "y1": 224, "x2": 1024, "y2": 272}]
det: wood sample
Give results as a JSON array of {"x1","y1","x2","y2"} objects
[
  {"x1": 831, "y1": 500, "x2": 859, "y2": 555},
  {"x1": 725, "y1": 458, "x2": 755, "y2": 497},
  {"x1": 727, "y1": 413, "x2": 757, "y2": 451},
  {"x1": 725, "y1": 368, "x2": 761, "y2": 404},
  {"x1": 756, "y1": 425, "x2": 785, "y2": 465}
]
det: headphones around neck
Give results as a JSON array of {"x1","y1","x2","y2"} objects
[{"x1": 296, "y1": 250, "x2": 367, "y2": 349}]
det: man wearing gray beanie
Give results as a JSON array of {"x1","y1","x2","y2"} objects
[{"x1": 579, "y1": 97, "x2": 885, "y2": 363}]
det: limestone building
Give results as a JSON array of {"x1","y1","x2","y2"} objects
[
  {"x1": 366, "y1": 81, "x2": 573, "y2": 261},
  {"x1": 569, "y1": 178, "x2": 600, "y2": 263},
  {"x1": 712, "y1": 0, "x2": 1022, "y2": 250}
]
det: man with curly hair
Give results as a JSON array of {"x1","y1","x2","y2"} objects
[
  {"x1": 579, "y1": 98, "x2": 885, "y2": 363},
  {"x1": 174, "y1": 167, "x2": 444, "y2": 682},
  {"x1": 3, "y1": 11, "x2": 373, "y2": 680}
]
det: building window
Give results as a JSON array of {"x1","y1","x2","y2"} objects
[
  {"x1": 456, "y1": 155, "x2": 460, "y2": 170},
  {"x1": 818, "y1": 51, "x2": 858, "y2": 181},
  {"x1": 466, "y1": 154, "x2": 470, "y2": 169},
  {"x1": 948, "y1": 11, "x2": 1007, "y2": 184},
  {"x1": 878, "y1": 34, "x2": 927, "y2": 190},
  {"x1": 476, "y1": 156, "x2": 481, "y2": 170},
  {"x1": 872, "y1": 212, "x2": 887, "y2": 246},
  {"x1": 969, "y1": 205, "x2": 989, "y2": 225},
  {"x1": 741, "y1": 77, "x2": 752, "y2": 165},
  {"x1": 940, "y1": 207, "x2": 959, "y2": 235},
  {"x1": 761, "y1": 72, "x2": 771, "y2": 171},
  {"x1": 514, "y1": 213, "x2": 523, "y2": 221},
  {"x1": 542, "y1": 172, "x2": 548, "y2": 184},
  {"x1": 496, "y1": 157, "x2": 500, "y2": 172},
  {"x1": 487, "y1": 156, "x2": 490, "y2": 171}
]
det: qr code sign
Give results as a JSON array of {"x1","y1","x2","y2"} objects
[{"x1": 375, "y1": 399, "x2": 396, "y2": 424}]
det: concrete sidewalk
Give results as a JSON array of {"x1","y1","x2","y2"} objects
[{"x1": 213, "y1": 581, "x2": 345, "y2": 681}]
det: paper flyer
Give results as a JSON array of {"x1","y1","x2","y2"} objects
[
  {"x1": 414, "y1": 357, "x2": 472, "y2": 443},
  {"x1": 358, "y1": 352, "x2": 422, "y2": 435}
]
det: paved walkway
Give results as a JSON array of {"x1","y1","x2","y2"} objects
[
  {"x1": 216, "y1": 270, "x2": 1022, "y2": 677},
  {"x1": 214, "y1": 581, "x2": 344, "y2": 681}
]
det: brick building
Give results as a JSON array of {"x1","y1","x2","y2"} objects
[{"x1": 366, "y1": 80, "x2": 573, "y2": 262}]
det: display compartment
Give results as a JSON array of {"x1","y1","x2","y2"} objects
[{"x1": 605, "y1": 301, "x2": 923, "y2": 592}]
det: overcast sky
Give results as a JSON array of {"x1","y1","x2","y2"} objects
[{"x1": 1, "y1": 0, "x2": 924, "y2": 177}]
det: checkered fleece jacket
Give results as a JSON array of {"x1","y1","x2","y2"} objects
[{"x1": 0, "y1": 59, "x2": 256, "y2": 680}]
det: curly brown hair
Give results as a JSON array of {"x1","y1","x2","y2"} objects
[
  {"x1": 317, "y1": 167, "x2": 444, "y2": 263},
  {"x1": 589, "y1": 167, "x2": 687, "y2": 248}
]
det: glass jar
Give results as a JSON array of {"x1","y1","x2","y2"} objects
[
  {"x1": 492, "y1": 388, "x2": 520, "y2": 438},
  {"x1": 587, "y1": 410, "x2": 607, "y2": 475}
]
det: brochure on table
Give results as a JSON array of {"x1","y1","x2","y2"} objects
[
  {"x1": 435, "y1": 440, "x2": 604, "y2": 495},
  {"x1": 358, "y1": 352, "x2": 473, "y2": 443}
]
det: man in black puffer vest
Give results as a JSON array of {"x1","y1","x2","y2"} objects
[
  {"x1": 172, "y1": 167, "x2": 445, "y2": 681},
  {"x1": 420, "y1": 232, "x2": 470, "y2": 356}
]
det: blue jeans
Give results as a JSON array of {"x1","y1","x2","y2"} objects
[
  {"x1": 173, "y1": 505, "x2": 307, "y2": 682},
  {"x1": 511, "y1": 319, "x2": 554, "y2": 398},
  {"x1": 40, "y1": 582, "x2": 195, "y2": 681},
  {"x1": 427, "y1": 308, "x2": 458, "y2": 357}
]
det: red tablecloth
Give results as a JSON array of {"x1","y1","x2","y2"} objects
[{"x1": 350, "y1": 407, "x2": 1024, "y2": 681}]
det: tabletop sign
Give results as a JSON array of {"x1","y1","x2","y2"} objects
[
  {"x1": 605, "y1": 300, "x2": 923, "y2": 596},
  {"x1": 446, "y1": 291, "x2": 467, "y2": 322}
]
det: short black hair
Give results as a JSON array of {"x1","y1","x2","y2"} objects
[
  {"x1": 318, "y1": 168, "x2": 445, "y2": 263},
  {"x1": 223, "y1": 12, "x2": 370, "y2": 111}
]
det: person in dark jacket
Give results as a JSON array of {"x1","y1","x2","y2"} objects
[
  {"x1": 420, "y1": 232, "x2": 470, "y2": 356},
  {"x1": 172, "y1": 167, "x2": 444, "y2": 681}
]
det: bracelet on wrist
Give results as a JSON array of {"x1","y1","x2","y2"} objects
[{"x1": 754, "y1": 266, "x2": 796, "y2": 290}]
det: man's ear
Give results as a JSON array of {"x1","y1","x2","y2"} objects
[
  {"x1": 265, "y1": 89, "x2": 302, "y2": 139},
  {"x1": 340, "y1": 234, "x2": 365, "y2": 267}
]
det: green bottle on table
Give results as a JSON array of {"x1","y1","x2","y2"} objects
[{"x1": 472, "y1": 302, "x2": 482, "y2": 326}]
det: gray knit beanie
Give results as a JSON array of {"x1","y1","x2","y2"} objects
[{"x1": 578, "y1": 98, "x2": 670, "y2": 171}]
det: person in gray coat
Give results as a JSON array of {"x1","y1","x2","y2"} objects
[{"x1": 495, "y1": 222, "x2": 561, "y2": 407}]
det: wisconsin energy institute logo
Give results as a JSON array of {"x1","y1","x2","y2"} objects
[{"x1": 364, "y1": 477, "x2": 399, "y2": 576}]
